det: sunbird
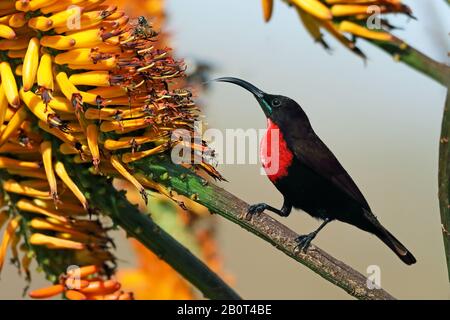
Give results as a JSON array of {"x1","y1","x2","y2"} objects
[{"x1": 216, "y1": 77, "x2": 416, "y2": 265}]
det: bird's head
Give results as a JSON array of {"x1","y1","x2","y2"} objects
[{"x1": 214, "y1": 77, "x2": 309, "y2": 128}]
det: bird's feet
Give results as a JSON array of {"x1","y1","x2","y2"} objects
[
  {"x1": 241, "y1": 203, "x2": 267, "y2": 220},
  {"x1": 294, "y1": 231, "x2": 317, "y2": 253}
]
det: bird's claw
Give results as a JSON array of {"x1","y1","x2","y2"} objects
[
  {"x1": 240, "y1": 203, "x2": 267, "y2": 220},
  {"x1": 294, "y1": 232, "x2": 317, "y2": 253}
]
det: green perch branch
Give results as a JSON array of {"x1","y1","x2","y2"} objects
[
  {"x1": 131, "y1": 156, "x2": 396, "y2": 300},
  {"x1": 62, "y1": 158, "x2": 241, "y2": 300},
  {"x1": 368, "y1": 38, "x2": 450, "y2": 86},
  {"x1": 439, "y1": 88, "x2": 450, "y2": 282}
]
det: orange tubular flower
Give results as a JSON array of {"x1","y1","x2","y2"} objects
[
  {"x1": 29, "y1": 284, "x2": 65, "y2": 299},
  {"x1": 0, "y1": 216, "x2": 21, "y2": 274},
  {"x1": 29, "y1": 265, "x2": 133, "y2": 300},
  {"x1": 29, "y1": 233, "x2": 85, "y2": 250},
  {"x1": 40, "y1": 141, "x2": 59, "y2": 203}
]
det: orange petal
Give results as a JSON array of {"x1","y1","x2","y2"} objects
[
  {"x1": 67, "y1": 264, "x2": 100, "y2": 278},
  {"x1": 79, "y1": 279, "x2": 121, "y2": 295},
  {"x1": 29, "y1": 284, "x2": 64, "y2": 299},
  {"x1": 65, "y1": 290, "x2": 87, "y2": 300},
  {"x1": 0, "y1": 216, "x2": 20, "y2": 273}
]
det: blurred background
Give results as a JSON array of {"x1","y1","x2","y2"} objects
[{"x1": 1, "y1": 0, "x2": 449, "y2": 299}]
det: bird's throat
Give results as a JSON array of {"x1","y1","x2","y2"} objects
[{"x1": 260, "y1": 119, "x2": 294, "y2": 182}]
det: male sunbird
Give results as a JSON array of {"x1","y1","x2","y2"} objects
[{"x1": 216, "y1": 77, "x2": 416, "y2": 265}]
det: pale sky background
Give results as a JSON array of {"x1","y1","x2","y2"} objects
[{"x1": 1, "y1": 0, "x2": 449, "y2": 299}]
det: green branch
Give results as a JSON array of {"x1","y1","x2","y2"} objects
[
  {"x1": 368, "y1": 38, "x2": 450, "y2": 86},
  {"x1": 131, "y1": 156, "x2": 395, "y2": 300},
  {"x1": 62, "y1": 159, "x2": 241, "y2": 300},
  {"x1": 439, "y1": 88, "x2": 450, "y2": 282}
]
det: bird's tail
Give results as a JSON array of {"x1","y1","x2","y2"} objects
[
  {"x1": 374, "y1": 225, "x2": 416, "y2": 265},
  {"x1": 363, "y1": 211, "x2": 416, "y2": 265}
]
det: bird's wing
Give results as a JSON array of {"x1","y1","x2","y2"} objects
[{"x1": 290, "y1": 130, "x2": 371, "y2": 211}]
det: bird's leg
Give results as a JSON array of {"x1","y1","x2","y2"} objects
[
  {"x1": 243, "y1": 199, "x2": 292, "y2": 220},
  {"x1": 295, "y1": 218, "x2": 332, "y2": 253},
  {"x1": 278, "y1": 200, "x2": 292, "y2": 217}
]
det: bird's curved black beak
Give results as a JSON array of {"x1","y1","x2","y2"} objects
[{"x1": 214, "y1": 77, "x2": 272, "y2": 116}]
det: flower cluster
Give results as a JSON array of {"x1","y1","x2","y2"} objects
[
  {"x1": 262, "y1": 0, "x2": 413, "y2": 58},
  {"x1": 0, "y1": 0, "x2": 221, "y2": 299},
  {"x1": 29, "y1": 265, "x2": 133, "y2": 300}
]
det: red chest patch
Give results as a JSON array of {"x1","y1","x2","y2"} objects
[{"x1": 260, "y1": 119, "x2": 294, "y2": 182}]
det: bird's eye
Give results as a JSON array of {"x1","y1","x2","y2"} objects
[{"x1": 271, "y1": 99, "x2": 281, "y2": 107}]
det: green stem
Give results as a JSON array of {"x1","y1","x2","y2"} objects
[
  {"x1": 132, "y1": 156, "x2": 395, "y2": 300},
  {"x1": 368, "y1": 38, "x2": 450, "y2": 86},
  {"x1": 62, "y1": 159, "x2": 241, "y2": 300},
  {"x1": 439, "y1": 88, "x2": 450, "y2": 282}
]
